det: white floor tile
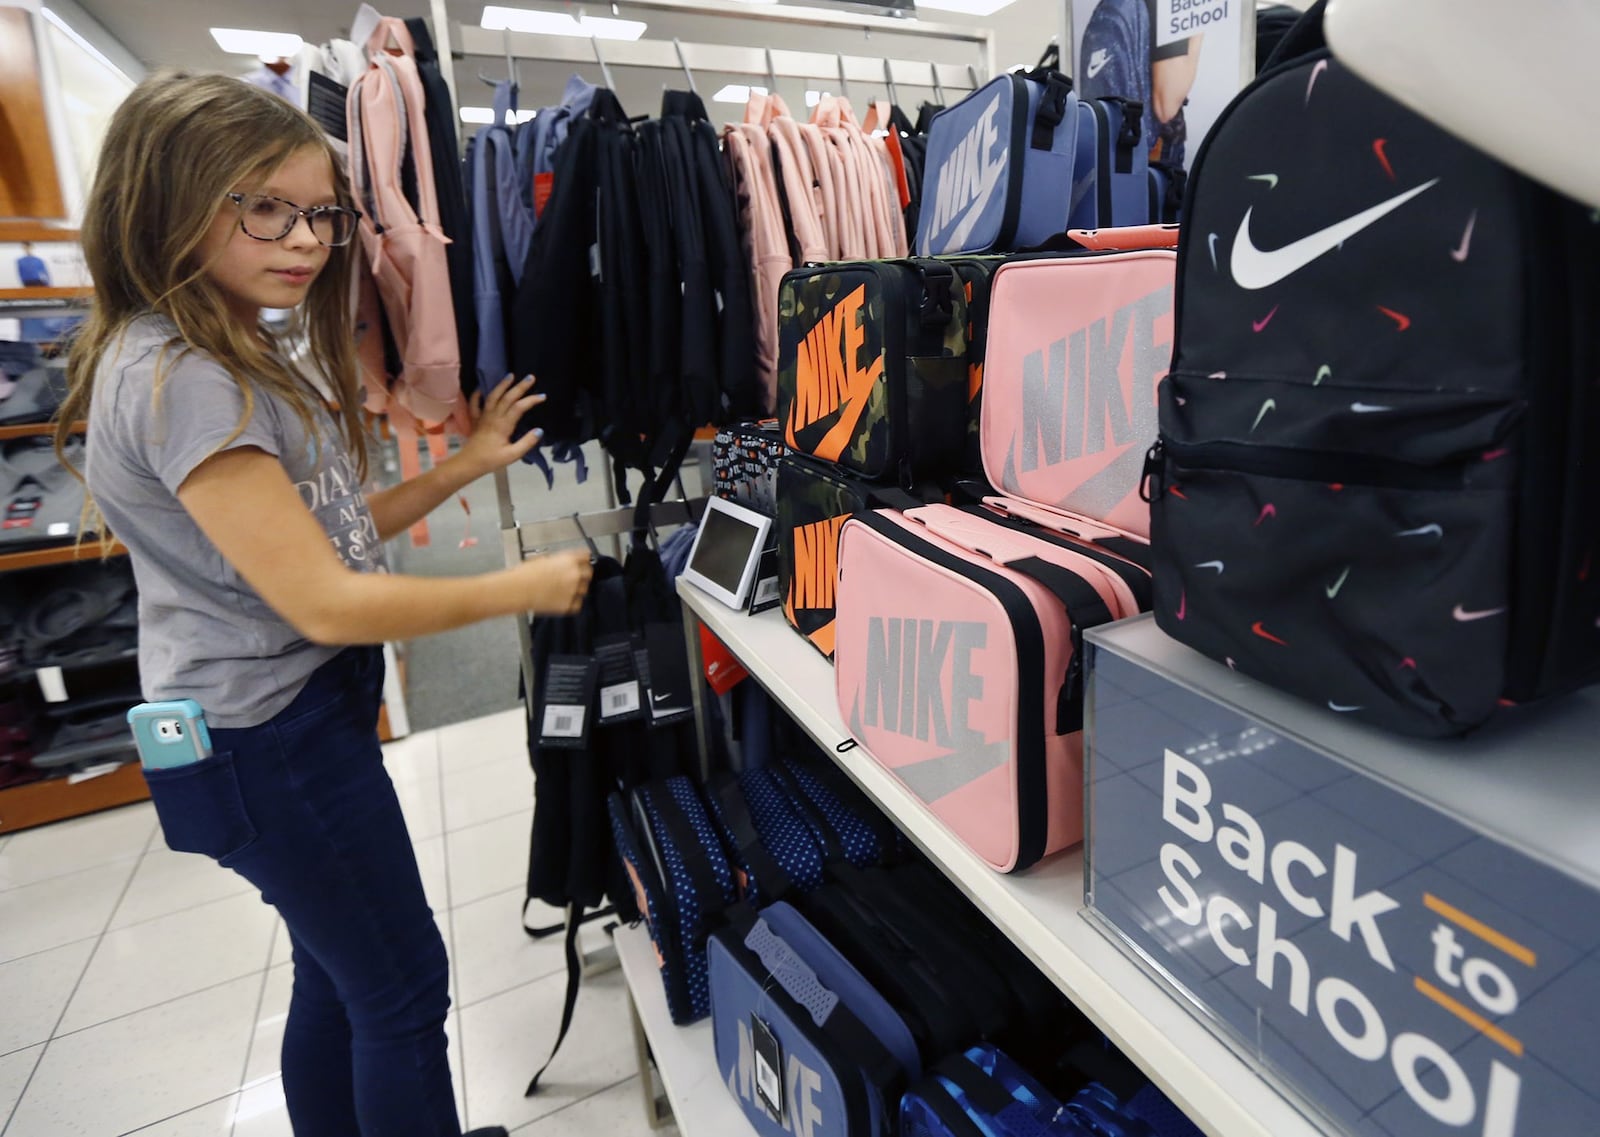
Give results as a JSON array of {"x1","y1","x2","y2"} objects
[
  {"x1": 0, "y1": 803, "x2": 155, "y2": 891},
  {"x1": 7, "y1": 974, "x2": 259, "y2": 1137},
  {"x1": 0, "y1": 939, "x2": 95, "y2": 1054},
  {"x1": 109, "y1": 845, "x2": 255, "y2": 930},
  {"x1": 0, "y1": 860, "x2": 135, "y2": 964},
  {"x1": 231, "y1": 1076, "x2": 293, "y2": 1137},
  {"x1": 382, "y1": 731, "x2": 441, "y2": 786},
  {"x1": 451, "y1": 888, "x2": 570, "y2": 1009},
  {"x1": 268, "y1": 919, "x2": 291, "y2": 969},
  {"x1": 513, "y1": 1076, "x2": 673, "y2": 1137},
  {"x1": 445, "y1": 809, "x2": 532, "y2": 908},
  {"x1": 57, "y1": 891, "x2": 276, "y2": 1035},
  {"x1": 443, "y1": 753, "x2": 534, "y2": 833},
  {"x1": 393, "y1": 762, "x2": 445, "y2": 842},
  {"x1": 415, "y1": 834, "x2": 450, "y2": 913},
  {"x1": 437, "y1": 708, "x2": 526, "y2": 774},
  {"x1": 242, "y1": 964, "x2": 291, "y2": 1085},
  {"x1": 0, "y1": 1044, "x2": 42, "y2": 1126},
  {"x1": 123, "y1": 1094, "x2": 238, "y2": 1136},
  {"x1": 458, "y1": 967, "x2": 634, "y2": 1132}
]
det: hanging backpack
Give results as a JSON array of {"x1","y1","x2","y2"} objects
[
  {"x1": 345, "y1": 17, "x2": 464, "y2": 430},
  {"x1": 724, "y1": 107, "x2": 792, "y2": 412},
  {"x1": 469, "y1": 81, "x2": 533, "y2": 394},
  {"x1": 1147, "y1": 6, "x2": 1600, "y2": 736}
]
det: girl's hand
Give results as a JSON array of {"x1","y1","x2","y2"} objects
[
  {"x1": 459, "y1": 375, "x2": 545, "y2": 478},
  {"x1": 515, "y1": 549, "x2": 595, "y2": 615}
]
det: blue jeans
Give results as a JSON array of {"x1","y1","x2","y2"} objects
[{"x1": 143, "y1": 647, "x2": 460, "y2": 1137}]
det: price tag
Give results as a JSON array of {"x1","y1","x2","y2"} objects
[
  {"x1": 751, "y1": 1014, "x2": 784, "y2": 1123},
  {"x1": 37, "y1": 666, "x2": 67, "y2": 703},
  {"x1": 596, "y1": 633, "x2": 645, "y2": 724},
  {"x1": 600, "y1": 681, "x2": 641, "y2": 719},
  {"x1": 538, "y1": 655, "x2": 598, "y2": 749}
]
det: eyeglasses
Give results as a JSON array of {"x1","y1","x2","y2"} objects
[{"x1": 225, "y1": 192, "x2": 361, "y2": 247}]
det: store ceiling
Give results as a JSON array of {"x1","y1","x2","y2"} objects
[{"x1": 73, "y1": 0, "x2": 1062, "y2": 119}]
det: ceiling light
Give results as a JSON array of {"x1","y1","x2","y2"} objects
[
  {"x1": 912, "y1": 0, "x2": 1019, "y2": 15},
  {"x1": 712, "y1": 84, "x2": 768, "y2": 104},
  {"x1": 460, "y1": 106, "x2": 537, "y2": 124},
  {"x1": 480, "y1": 6, "x2": 647, "y2": 41},
  {"x1": 209, "y1": 27, "x2": 305, "y2": 58}
]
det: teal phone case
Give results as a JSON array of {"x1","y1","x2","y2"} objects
[{"x1": 127, "y1": 700, "x2": 213, "y2": 769}]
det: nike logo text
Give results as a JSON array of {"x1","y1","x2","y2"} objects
[
  {"x1": 786, "y1": 284, "x2": 884, "y2": 462},
  {"x1": 1229, "y1": 179, "x2": 1440, "y2": 290},
  {"x1": 1087, "y1": 48, "x2": 1110, "y2": 78},
  {"x1": 1452, "y1": 604, "x2": 1507, "y2": 622},
  {"x1": 1326, "y1": 566, "x2": 1351, "y2": 598},
  {"x1": 784, "y1": 515, "x2": 848, "y2": 617},
  {"x1": 864, "y1": 617, "x2": 986, "y2": 748},
  {"x1": 926, "y1": 92, "x2": 1007, "y2": 253}
]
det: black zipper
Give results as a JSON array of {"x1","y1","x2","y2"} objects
[
  {"x1": 1143, "y1": 437, "x2": 1467, "y2": 499},
  {"x1": 855, "y1": 511, "x2": 1049, "y2": 872}
]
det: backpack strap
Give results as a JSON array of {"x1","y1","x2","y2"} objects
[{"x1": 1027, "y1": 71, "x2": 1075, "y2": 152}]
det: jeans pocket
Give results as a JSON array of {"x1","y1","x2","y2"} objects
[{"x1": 144, "y1": 751, "x2": 259, "y2": 863}]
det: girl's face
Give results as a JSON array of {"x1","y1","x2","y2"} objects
[{"x1": 196, "y1": 146, "x2": 338, "y2": 325}]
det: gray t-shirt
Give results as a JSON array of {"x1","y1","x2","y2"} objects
[{"x1": 86, "y1": 316, "x2": 388, "y2": 728}]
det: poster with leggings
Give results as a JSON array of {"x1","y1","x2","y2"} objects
[{"x1": 1070, "y1": 0, "x2": 1256, "y2": 169}]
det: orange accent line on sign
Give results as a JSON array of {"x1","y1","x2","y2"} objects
[
  {"x1": 1423, "y1": 893, "x2": 1537, "y2": 967},
  {"x1": 1413, "y1": 977, "x2": 1524, "y2": 1058}
]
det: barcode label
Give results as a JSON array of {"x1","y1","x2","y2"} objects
[
  {"x1": 752, "y1": 576, "x2": 780, "y2": 607},
  {"x1": 542, "y1": 704, "x2": 585, "y2": 739},
  {"x1": 600, "y1": 681, "x2": 641, "y2": 719}
]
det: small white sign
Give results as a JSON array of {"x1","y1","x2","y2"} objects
[
  {"x1": 601, "y1": 681, "x2": 641, "y2": 718},
  {"x1": 541, "y1": 704, "x2": 586, "y2": 739}
]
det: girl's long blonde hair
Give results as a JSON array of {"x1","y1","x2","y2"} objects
[{"x1": 57, "y1": 71, "x2": 369, "y2": 494}]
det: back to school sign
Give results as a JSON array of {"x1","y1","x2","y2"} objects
[
  {"x1": 1157, "y1": 0, "x2": 1235, "y2": 46},
  {"x1": 1086, "y1": 646, "x2": 1600, "y2": 1137}
]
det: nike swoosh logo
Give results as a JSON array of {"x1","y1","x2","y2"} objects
[
  {"x1": 1229, "y1": 179, "x2": 1440, "y2": 290},
  {"x1": 1305, "y1": 59, "x2": 1327, "y2": 104},
  {"x1": 1247, "y1": 174, "x2": 1279, "y2": 189},
  {"x1": 1451, "y1": 211, "x2": 1477, "y2": 262},
  {"x1": 1195, "y1": 561, "x2": 1225, "y2": 573},
  {"x1": 1251, "y1": 399, "x2": 1276, "y2": 431},
  {"x1": 1377, "y1": 306, "x2": 1412, "y2": 331},
  {"x1": 1252, "y1": 305, "x2": 1278, "y2": 333},
  {"x1": 1314, "y1": 365, "x2": 1331, "y2": 386},
  {"x1": 1175, "y1": 589, "x2": 1187, "y2": 621},
  {"x1": 1326, "y1": 566, "x2": 1351, "y2": 598},
  {"x1": 1397, "y1": 523, "x2": 1443, "y2": 539},
  {"x1": 1372, "y1": 138, "x2": 1395, "y2": 180},
  {"x1": 652, "y1": 692, "x2": 672, "y2": 704},
  {"x1": 1254, "y1": 503, "x2": 1276, "y2": 526},
  {"x1": 1453, "y1": 604, "x2": 1507, "y2": 622},
  {"x1": 1327, "y1": 701, "x2": 1363, "y2": 713},
  {"x1": 1350, "y1": 402, "x2": 1391, "y2": 413},
  {"x1": 1208, "y1": 232, "x2": 1219, "y2": 271},
  {"x1": 1252, "y1": 621, "x2": 1288, "y2": 646},
  {"x1": 1087, "y1": 50, "x2": 1110, "y2": 78}
]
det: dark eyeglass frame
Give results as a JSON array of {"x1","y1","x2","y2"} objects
[{"x1": 225, "y1": 192, "x2": 363, "y2": 247}]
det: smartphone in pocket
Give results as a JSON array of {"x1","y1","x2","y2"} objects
[{"x1": 127, "y1": 700, "x2": 213, "y2": 769}]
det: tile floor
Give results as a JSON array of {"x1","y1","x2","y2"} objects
[{"x1": 0, "y1": 709, "x2": 674, "y2": 1137}]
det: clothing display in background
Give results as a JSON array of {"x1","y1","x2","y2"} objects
[
  {"x1": 0, "y1": 436, "x2": 88, "y2": 550},
  {"x1": 1, "y1": 559, "x2": 138, "y2": 674},
  {"x1": 0, "y1": 362, "x2": 67, "y2": 425}
]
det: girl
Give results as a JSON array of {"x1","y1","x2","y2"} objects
[{"x1": 57, "y1": 72, "x2": 589, "y2": 1137}]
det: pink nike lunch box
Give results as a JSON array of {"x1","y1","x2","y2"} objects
[{"x1": 832, "y1": 249, "x2": 1174, "y2": 872}]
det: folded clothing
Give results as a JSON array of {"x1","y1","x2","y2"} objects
[
  {"x1": 0, "y1": 364, "x2": 68, "y2": 426},
  {"x1": 0, "y1": 436, "x2": 87, "y2": 549}
]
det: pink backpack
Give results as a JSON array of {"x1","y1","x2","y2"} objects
[
  {"x1": 347, "y1": 18, "x2": 464, "y2": 433},
  {"x1": 758, "y1": 95, "x2": 828, "y2": 266},
  {"x1": 811, "y1": 96, "x2": 906, "y2": 260},
  {"x1": 723, "y1": 115, "x2": 789, "y2": 412}
]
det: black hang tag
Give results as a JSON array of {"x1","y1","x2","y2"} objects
[
  {"x1": 751, "y1": 1014, "x2": 784, "y2": 1123},
  {"x1": 643, "y1": 622, "x2": 694, "y2": 728},
  {"x1": 748, "y1": 546, "x2": 783, "y2": 614},
  {"x1": 538, "y1": 655, "x2": 598, "y2": 749},
  {"x1": 307, "y1": 71, "x2": 350, "y2": 142},
  {"x1": 595, "y1": 633, "x2": 643, "y2": 723}
]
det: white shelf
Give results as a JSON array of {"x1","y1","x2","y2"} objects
[
  {"x1": 614, "y1": 921, "x2": 751, "y2": 1136},
  {"x1": 679, "y1": 579, "x2": 1322, "y2": 1137}
]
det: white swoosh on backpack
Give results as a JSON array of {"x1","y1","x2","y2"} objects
[
  {"x1": 944, "y1": 145, "x2": 1010, "y2": 253},
  {"x1": 1229, "y1": 178, "x2": 1440, "y2": 290}
]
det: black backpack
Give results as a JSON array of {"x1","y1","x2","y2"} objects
[{"x1": 1147, "y1": 2, "x2": 1600, "y2": 736}]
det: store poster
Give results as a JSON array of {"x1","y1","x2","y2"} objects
[
  {"x1": 0, "y1": 5, "x2": 68, "y2": 218},
  {"x1": 1086, "y1": 643, "x2": 1600, "y2": 1137},
  {"x1": 0, "y1": 240, "x2": 86, "y2": 290},
  {"x1": 1069, "y1": 0, "x2": 1253, "y2": 169}
]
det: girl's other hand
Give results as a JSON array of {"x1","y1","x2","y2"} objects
[{"x1": 459, "y1": 375, "x2": 544, "y2": 478}]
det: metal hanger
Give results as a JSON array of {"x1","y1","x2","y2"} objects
[
  {"x1": 570, "y1": 513, "x2": 602, "y2": 561},
  {"x1": 882, "y1": 58, "x2": 899, "y2": 108},
  {"x1": 765, "y1": 47, "x2": 778, "y2": 94},
  {"x1": 930, "y1": 62, "x2": 945, "y2": 106},
  {"x1": 672, "y1": 37, "x2": 697, "y2": 95},
  {"x1": 967, "y1": 63, "x2": 981, "y2": 91},
  {"x1": 836, "y1": 53, "x2": 850, "y2": 102},
  {"x1": 592, "y1": 36, "x2": 616, "y2": 90},
  {"x1": 478, "y1": 27, "x2": 519, "y2": 87}
]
